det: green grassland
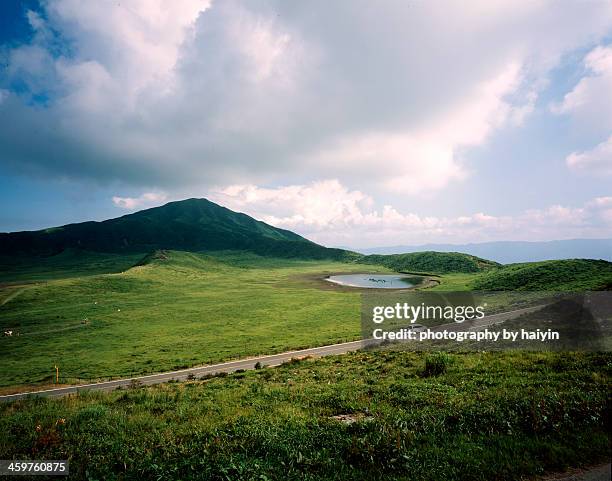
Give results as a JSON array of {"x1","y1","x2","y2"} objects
[
  {"x1": 1, "y1": 249, "x2": 611, "y2": 389},
  {"x1": 0, "y1": 250, "x2": 393, "y2": 387},
  {"x1": 1, "y1": 350, "x2": 609, "y2": 480}
]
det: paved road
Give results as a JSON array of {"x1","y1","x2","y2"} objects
[
  {"x1": 0, "y1": 304, "x2": 545, "y2": 403},
  {"x1": 0, "y1": 340, "x2": 372, "y2": 402}
]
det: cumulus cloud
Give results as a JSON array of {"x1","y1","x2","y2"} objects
[
  {"x1": 112, "y1": 192, "x2": 168, "y2": 210},
  {"x1": 212, "y1": 180, "x2": 373, "y2": 228},
  {"x1": 2, "y1": 0, "x2": 612, "y2": 194},
  {"x1": 211, "y1": 180, "x2": 612, "y2": 247},
  {"x1": 566, "y1": 135, "x2": 612, "y2": 175},
  {"x1": 586, "y1": 196, "x2": 612, "y2": 224},
  {"x1": 551, "y1": 45, "x2": 612, "y2": 132}
]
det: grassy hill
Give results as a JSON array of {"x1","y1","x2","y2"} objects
[
  {"x1": 359, "y1": 251, "x2": 500, "y2": 274},
  {"x1": 0, "y1": 198, "x2": 352, "y2": 261},
  {"x1": 471, "y1": 259, "x2": 612, "y2": 291}
]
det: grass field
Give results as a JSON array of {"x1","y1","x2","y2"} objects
[
  {"x1": 2, "y1": 246, "x2": 611, "y2": 480},
  {"x1": 1, "y1": 350, "x2": 609, "y2": 480},
  {"x1": 1, "y1": 249, "x2": 610, "y2": 390},
  {"x1": 0, "y1": 250, "x2": 394, "y2": 388}
]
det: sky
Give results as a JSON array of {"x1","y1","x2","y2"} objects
[{"x1": 0, "y1": 0, "x2": 611, "y2": 248}]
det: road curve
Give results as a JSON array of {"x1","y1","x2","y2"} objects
[
  {"x1": 0, "y1": 340, "x2": 372, "y2": 402},
  {"x1": 0, "y1": 304, "x2": 545, "y2": 403}
]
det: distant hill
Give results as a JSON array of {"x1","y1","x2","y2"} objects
[
  {"x1": 359, "y1": 251, "x2": 500, "y2": 274},
  {"x1": 0, "y1": 198, "x2": 352, "y2": 260},
  {"x1": 471, "y1": 259, "x2": 612, "y2": 291},
  {"x1": 356, "y1": 239, "x2": 612, "y2": 263}
]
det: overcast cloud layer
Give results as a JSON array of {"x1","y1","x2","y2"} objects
[{"x1": 1, "y1": 0, "x2": 611, "y2": 246}]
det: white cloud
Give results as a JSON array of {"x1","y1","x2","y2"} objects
[
  {"x1": 48, "y1": 0, "x2": 210, "y2": 102},
  {"x1": 586, "y1": 196, "x2": 612, "y2": 224},
  {"x1": 551, "y1": 45, "x2": 612, "y2": 132},
  {"x1": 213, "y1": 180, "x2": 373, "y2": 228},
  {"x1": 112, "y1": 192, "x2": 168, "y2": 210},
  {"x1": 26, "y1": 10, "x2": 45, "y2": 31},
  {"x1": 587, "y1": 196, "x2": 612, "y2": 208},
  {"x1": 304, "y1": 62, "x2": 531, "y2": 194},
  {"x1": 212, "y1": 180, "x2": 612, "y2": 247},
  {"x1": 2, "y1": 0, "x2": 612, "y2": 194},
  {"x1": 566, "y1": 135, "x2": 612, "y2": 175}
]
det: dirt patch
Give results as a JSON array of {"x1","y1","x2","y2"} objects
[
  {"x1": 535, "y1": 464, "x2": 611, "y2": 481},
  {"x1": 330, "y1": 413, "x2": 374, "y2": 425}
]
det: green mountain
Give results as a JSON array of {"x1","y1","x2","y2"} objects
[
  {"x1": 0, "y1": 198, "x2": 350, "y2": 260},
  {"x1": 0, "y1": 198, "x2": 506, "y2": 277}
]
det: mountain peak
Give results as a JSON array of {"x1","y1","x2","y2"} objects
[{"x1": 0, "y1": 197, "x2": 348, "y2": 260}]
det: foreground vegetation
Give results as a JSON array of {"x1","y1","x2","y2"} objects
[{"x1": 1, "y1": 350, "x2": 609, "y2": 480}]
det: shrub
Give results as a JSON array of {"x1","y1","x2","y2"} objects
[{"x1": 422, "y1": 352, "x2": 452, "y2": 377}]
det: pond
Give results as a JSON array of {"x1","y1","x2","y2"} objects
[{"x1": 325, "y1": 274, "x2": 422, "y2": 289}]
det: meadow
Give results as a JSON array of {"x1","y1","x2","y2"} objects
[
  {"x1": 1, "y1": 350, "x2": 609, "y2": 480},
  {"x1": 0, "y1": 250, "x2": 393, "y2": 388},
  {"x1": 1, "y1": 246, "x2": 611, "y2": 480},
  {"x1": 1, "y1": 249, "x2": 610, "y2": 390}
]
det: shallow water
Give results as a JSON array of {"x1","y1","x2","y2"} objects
[{"x1": 325, "y1": 274, "x2": 418, "y2": 289}]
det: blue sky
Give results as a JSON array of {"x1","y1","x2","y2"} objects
[{"x1": 0, "y1": 0, "x2": 611, "y2": 247}]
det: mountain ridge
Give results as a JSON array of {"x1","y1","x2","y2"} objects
[{"x1": 0, "y1": 198, "x2": 351, "y2": 260}]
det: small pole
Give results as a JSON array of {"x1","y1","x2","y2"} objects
[{"x1": 54, "y1": 365, "x2": 59, "y2": 384}]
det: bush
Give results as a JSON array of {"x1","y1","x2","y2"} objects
[
  {"x1": 422, "y1": 352, "x2": 452, "y2": 377},
  {"x1": 254, "y1": 361, "x2": 262, "y2": 370}
]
